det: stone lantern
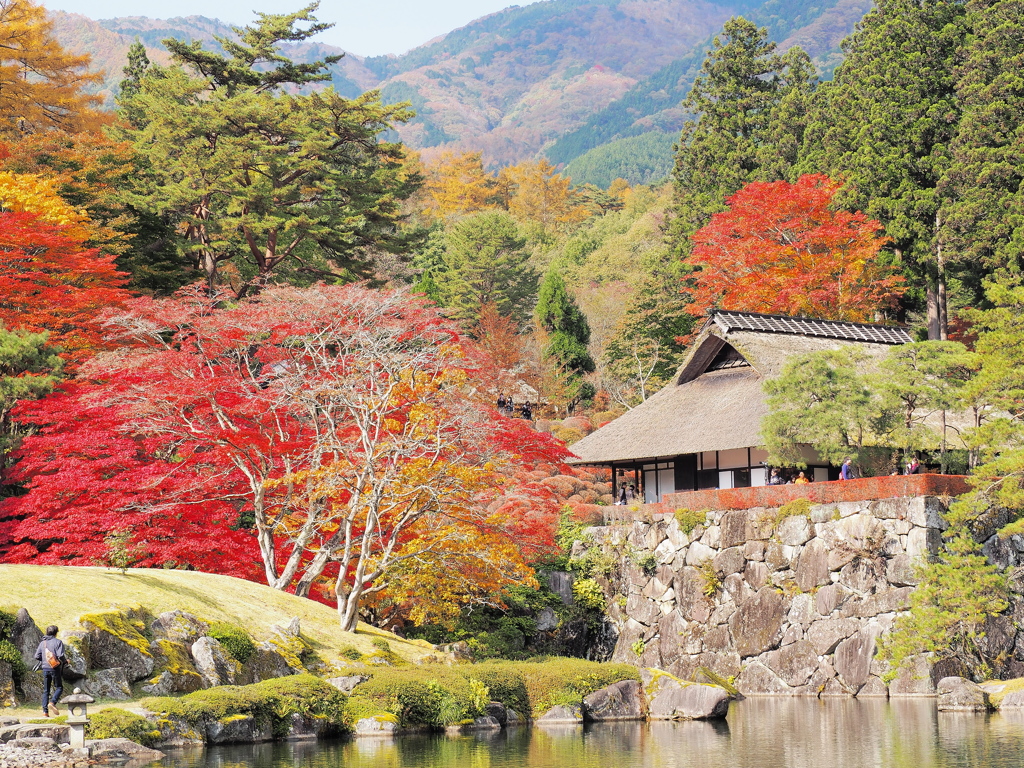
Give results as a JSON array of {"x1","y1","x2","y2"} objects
[{"x1": 63, "y1": 688, "x2": 95, "y2": 749}]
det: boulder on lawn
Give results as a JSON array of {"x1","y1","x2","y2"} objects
[
  {"x1": 77, "y1": 608, "x2": 154, "y2": 682},
  {"x1": 191, "y1": 636, "x2": 240, "y2": 688}
]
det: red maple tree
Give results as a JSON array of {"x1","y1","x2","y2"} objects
[
  {"x1": 1, "y1": 284, "x2": 571, "y2": 627},
  {"x1": 684, "y1": 174, "x2": 904, "y2": 322},
  {"x1": 0, "y1": 211, "x2": 131, "y2": 365}
]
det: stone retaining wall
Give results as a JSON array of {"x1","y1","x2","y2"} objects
[{"x1": 580, "y1": 494, "x2": 1023, "y2": 697}]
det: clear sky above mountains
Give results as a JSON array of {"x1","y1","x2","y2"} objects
[{"x1": 42, "y1": 0, "x2": 518, "y2": 56}]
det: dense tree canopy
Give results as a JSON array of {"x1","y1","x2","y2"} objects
[
  {"x1": 115, "y1": 5, "x2": 419, "y2": 297},
  {"x1": 0, "y1": 0, "x2": 103, "y2": 136},
  {"x1": 685, "y1": 175, "x2": 904, "y2": 322}
]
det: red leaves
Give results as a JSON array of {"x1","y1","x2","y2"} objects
[
  {"x1": 685, "y1": 174, "x2": 904, "y2": 323},
  {"x1": 0, "y1": 211, "x2": 130, "y2": 366}
]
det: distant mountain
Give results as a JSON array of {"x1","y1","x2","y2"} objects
[{"x1": 49, "y1": 0, "x2": 867, "y2": 182}]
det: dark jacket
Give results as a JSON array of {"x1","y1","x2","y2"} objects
[{"x1": 34, "y1": 637, "x2": 66, "y2": 670}]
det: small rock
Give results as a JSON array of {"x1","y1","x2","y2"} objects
[
  {"x1": 328, "y1": 674, "x2": 369, "y2": 694},
  {"x1": 937, "y1": 676, "x2": 990, "y2": 712},
  {"x1": 86, "y1": 737, "x2": 166, "y2": 760},
  {"x1": 10, "y1": 736, "x2": 59, "y2": 752},
  {"x1": 207, "y1": 713, "x2": 272, "y2": 744},
  {"x1": 646, "y1": 676, "x2": 730, "y2": 719},
  {"x1": 354, "y1": 716, "x2": 399, "y2": 736},
  {"x1": 484, "y1": 701, "x2": 507, "y2": 726},
  {"x1": 536, "y1": 704, "x2": 583, "y2": 724}
]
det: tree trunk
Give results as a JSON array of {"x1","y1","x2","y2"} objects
[{"x1": 926, "y1": 282, "x2": 941, "y2": 341}]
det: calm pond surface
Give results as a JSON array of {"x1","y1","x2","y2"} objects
[{"x1": 151, "y1": 699, "x2": 1024, "y2": 768}]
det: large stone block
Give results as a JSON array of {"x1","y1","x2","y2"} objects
[
  {"x1": 719, "y1": 510, "x2": 749, "y2": 548},
  {"x1": 714, "y1": 547, "x2": 746, "y2": 576},
  {"x1": 838, "y1": 559, "x2": 884, "y2": 594},
  {"x1": 728, "y1": 587, "x2": 786, "y2": 658},
  {"x1": 937, "y1": 677, "x2": 990, "y2": 712},
  {"x1": 79, "y1": 609, "x2": 155, "y2": 682},
  {"x1": 744, "y1": 561, "x2": 769, "y2": 590},
  {"x1": 207, "y1": 714, "x2": 272, "y2": 744},
  {"x1": 537, "y1": 704, "x2": 584, "y2": 724},
  {"x1": 583, "y1": 680, "x2": 645, "y2": 721},
  {"x1": 885, "y1": 554, "x2": 919, "y2": 587},
  {"x1": 778, "y1": 515, "x2": 813, "y2": 546},
  {"x1": 148, "y1": 639, "x2": 204, "y2": 693},
  {"x1": 685, "y1": 541, "x2": 716, "y2": 567},
  {"x1": 642, "y1": 669, "x2": 730, "y2": 720},
  {"x1": 795, "y1": 538, "x2": 830, "y2": 593},
  {"x1": 11, "y1": 609, "x2": 43, "y2": 669},
  {"x1": 82, "y1": 667, "x2": 132, "y2": 700},
  {"x1": 735, "y1": 661, "x2": 792, "y2": 696},
  {"x1": 887, "y1": 654, "x2": 937, "y2": 697},
  {"x1": 834, "y1": 627, "x2": 881, "y2": 690},
  {"x1": 806, "y1": 618, "x2": 860, "y2": 655},
  {"x1": 907, "y1": 526, "x2": 942, "y2": 559},
  {"x1": 674, "y1": 568, "x2": 712, "y2": 623},
  {"x1": 764, "y1": 640, "x2": 820, "y2": 687}
]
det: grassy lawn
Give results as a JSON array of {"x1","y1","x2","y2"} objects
[{"x1": 0, "y1": 564, "x2": 434, "y2": 667}]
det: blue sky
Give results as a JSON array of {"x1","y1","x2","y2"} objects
[{"x1": 42, "y1": 0, "x2": 520, "y2": 57}]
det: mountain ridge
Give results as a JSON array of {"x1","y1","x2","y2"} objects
[{"x1": 48, "y1": 0, "x2": 865, "y2": 180}]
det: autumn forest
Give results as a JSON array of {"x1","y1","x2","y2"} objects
[{"x1": 1, "y1": 0, "x2": 1024, "y2": 653}]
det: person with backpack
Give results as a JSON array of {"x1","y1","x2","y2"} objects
[{"x1": 34, "y1": 625, "x2": 66, "y2": 717}]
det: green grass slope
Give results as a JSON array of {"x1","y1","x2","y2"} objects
[{"x1": 0, "y1": 565, "x2": 433, "y2": 664}]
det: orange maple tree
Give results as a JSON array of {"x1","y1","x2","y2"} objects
[
  {"x1": 684, "y1": 174, "x2": 904, "y2": 322},
  {"x1": 0, "y1": 211, "x2": 131, "y2": 365}
]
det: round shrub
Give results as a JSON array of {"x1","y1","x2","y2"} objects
[{"x1": 208, "y1": 622, "x2": 257, "y2": 664}]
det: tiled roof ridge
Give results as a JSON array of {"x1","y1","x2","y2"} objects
[{"x1": 708, "y1": 310, "x2": 913, "y2": 345}]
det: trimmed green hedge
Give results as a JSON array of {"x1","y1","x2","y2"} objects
[{"x1": 141, "y1": 674, "x2": 349, "y2": 737}]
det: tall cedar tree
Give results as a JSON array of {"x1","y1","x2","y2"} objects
[
  {"x1": 938, "y1": 0, "x2": 1024, "y2": 285},
  {"x1": 799, "y1": 0, "x2": 968, "y2": 339},
  {"x1": 0, "y1": 326, "x2": 61, "y2": 478},
  {"x1": 668, "y1": 17, "x2": 815, "y2": 259},
  {"x1": 439, "y1": 211, "x2": 537, "y2": 328},
  {"x1": 0, "y1": 0, "x2": 103, "y2": 136},
  {"x1": 115, "y1": 4, "x2": 419, "y2": 297},
  {"x1": 535, "y1": 269, "x2": 595, "y2": 409},
  {"x1": 684, "y1": 175, "x2": 904, "y2": 322},
  {"x1": 2, "y1": 286, "x2": 568, "y2": 629}
]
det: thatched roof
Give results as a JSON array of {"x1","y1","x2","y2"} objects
[{"x1": 569, "y1": 312, "x2": 908, "y2": 465}]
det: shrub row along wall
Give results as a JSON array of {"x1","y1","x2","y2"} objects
[{"x1": 579, "y1": 495, "x2": 1016, "y2": 696}]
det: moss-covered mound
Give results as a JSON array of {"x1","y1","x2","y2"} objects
[
  {"x1": 141, "y1": 674, "x2": 350, "y2": 738},
  {"x1": 346, "y1": 658, "x2": 639, "y2": 727}
]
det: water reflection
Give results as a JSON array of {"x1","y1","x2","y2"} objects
[{"x1": 153, "y1": 699, "x2": 1024, "y2": 768}]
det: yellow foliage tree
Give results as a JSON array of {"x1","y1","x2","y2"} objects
[
  {"x1": 422, "y1": 151, "x2": 498, "y2": 222},
  {"x1": 0, "y1": 170, "x2": 91, "y2": 239},
  {"x1": 0, "y1": 132, "x2": 136, "y2": 253},
  {"x1": 498, "y1": 159, "x2": 591, "y2": 230},
  {"x1": 0, "y1": 0, "x2": 103, "y2": 136}
]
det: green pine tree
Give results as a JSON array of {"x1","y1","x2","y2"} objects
[
  {"x1": 0, "y1": 326, "x2": 62, "y2": 480},
  {"x1": 939, "y1": 0, "x2": 1024, "y2": 290},
  {"x1": 799, "y1": 0, "x2": 968, "y2": 338},
  {"x1": 438, "y1": 212, "x2": 536, "y2": 328},
  {"x1": 535, "y1": 268, "x2": 595, "y2": 410},
  {"x1": 668, "y1": 17, "x2": 813, "y2": 258}
]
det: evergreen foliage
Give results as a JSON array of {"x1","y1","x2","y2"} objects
[
  {"x1": 799, "y1": 0, "x2": 968, "y2": 337},
  {"x1": 0, "y1": 326, "x2": 62, "y2": 476},
  {"x1": 939, "y1": 0, "x2": 1024, "y2": 282},
  {"x1": 114, "y1": 5, "x2": 419, "y2": 297},
  {"x1": 535, "y1": 269, "x2": 595, "y2": 378},
  {"x1": 668, "y1": 17, "x2": 814, "y2": 258},
  {"x1": 563, "y1": 132, "x2": 675, "y2": 188},
  {"x1": 438, "y1": 211, "x2": 536, "y2": 327}
]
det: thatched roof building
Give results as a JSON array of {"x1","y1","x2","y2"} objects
[{"x1": 570, "y1": 311, "x2": 914, "y2": 503}]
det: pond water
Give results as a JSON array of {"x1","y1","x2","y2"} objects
[{"x1": 150, "y1": 699, "x2": 1024, "y2": 768}]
